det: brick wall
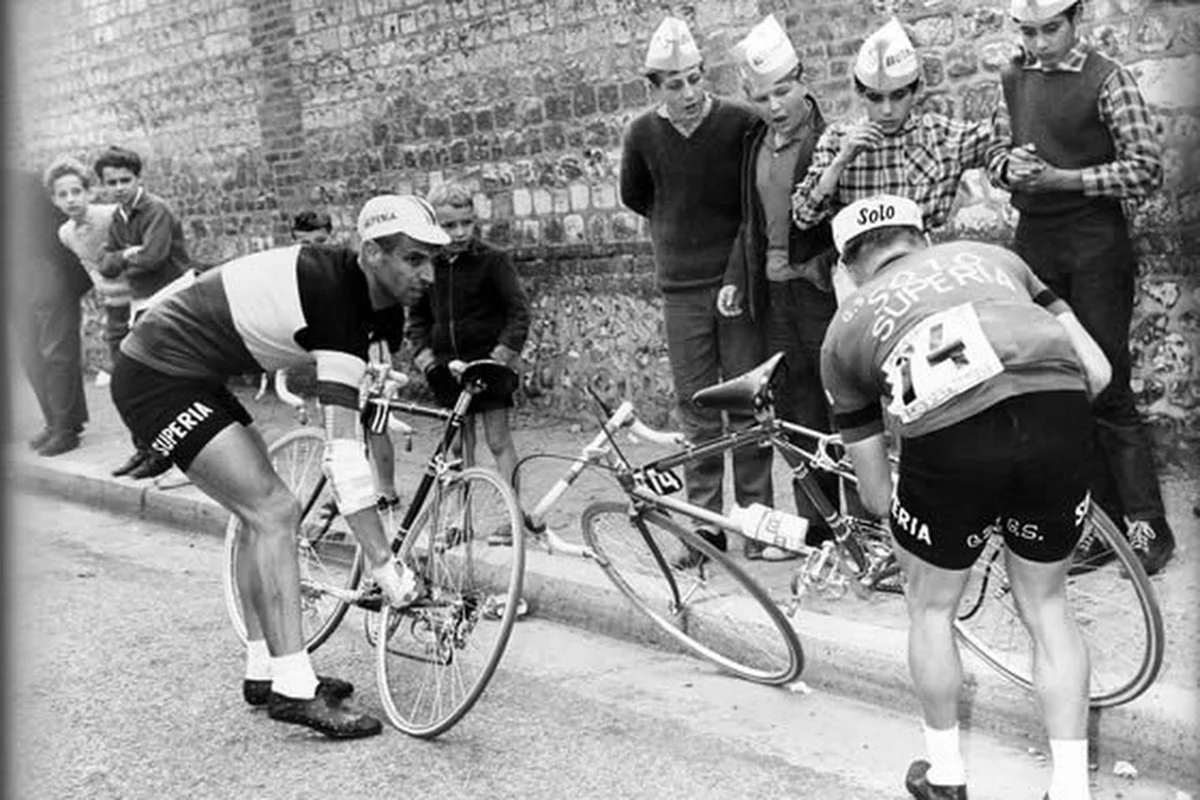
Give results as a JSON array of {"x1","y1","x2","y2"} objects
[{"x1": 8, "y1": 0, "x2": 1200, "y2": 465}]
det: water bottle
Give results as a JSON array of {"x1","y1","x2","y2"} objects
[{"x1": 730, "y1": 503, "x2": 809, "y2": 554}]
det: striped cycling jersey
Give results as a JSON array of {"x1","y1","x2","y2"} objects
[{"x1": 121, "y1": 244, "x2": 404, "y2": 410}]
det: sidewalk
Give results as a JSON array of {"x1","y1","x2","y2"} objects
[{"x1": 8, "y1": 376, "x2": 1199, "y2": 789}]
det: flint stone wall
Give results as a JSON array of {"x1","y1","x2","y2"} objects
[{"x1": 9, "y1": 0, "x2": 1200, "y2": 466}]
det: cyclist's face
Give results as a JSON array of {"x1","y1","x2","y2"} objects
[{"x1": 375, "y1": 237, "x2": 435, "y2": 306}]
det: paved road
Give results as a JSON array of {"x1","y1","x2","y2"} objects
[{"x1": 9, "y1": 493, "x2": 1192, "y2": 799}]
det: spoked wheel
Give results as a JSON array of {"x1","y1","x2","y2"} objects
[
  {"x1": 954, "y1": 502, "x2": 1164, "y2": 708},
  {"x1": 224, "y1": 427, "x2": 363, "y2": 651},
  {"x1": 581, "y1": 501, "x2": 803, "y2": 686},
  {"x1": 376, "y1": 466, "x2": 524, "y2": 738}
]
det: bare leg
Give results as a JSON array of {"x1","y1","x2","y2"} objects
[
  {"x1": 903, "y1": 554, "x2": 972, "y2": 729},
  {"x1": 481, "y1": 407, "x2": 519, "y2": 494}
]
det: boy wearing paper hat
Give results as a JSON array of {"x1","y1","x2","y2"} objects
[
  {"x1": 719, "y1": 14, "x2": 849, "y2": 559},
  {"x1": 792, "y1": 17, "x2": 1004, "y2": 234},
  {"x1": 990, "y1": 0, "x2": 1174, "y2": 580},
  {"x1": 822, "y1": 194, "x2": 1111, "y2": 800},
  {"x1": 620, "y1": 16, "x2": 774, "y2": 567}
]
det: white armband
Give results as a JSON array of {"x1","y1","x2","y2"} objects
[{"x1": 323, "y1": 438, "x2": 376, "y2": 517}]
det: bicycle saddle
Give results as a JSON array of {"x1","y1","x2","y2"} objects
[
  {"x1": 692, "y1": 352, "x2": 786, "y2": 413},
  {"x1": 458, "y1": 359, "x2": 519, "y2": 396}
]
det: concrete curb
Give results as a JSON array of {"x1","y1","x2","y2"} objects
[{"x1": 14, "y1": 455, "x2": 1198, "y2": 788}]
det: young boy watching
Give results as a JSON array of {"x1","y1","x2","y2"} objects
[{"x1": 408, "y1": 182, "x2": 532, "y2": 543}]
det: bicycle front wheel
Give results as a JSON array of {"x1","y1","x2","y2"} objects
[
  {"x1": 581, "y1": 501, "x2": 803, "y2": 685},
  {"x1": 954, "y1": 502, "x2": 1164, "y2": 708},
  {"x1": 223, "y1": 427, "x2": 363, "y2": 651},
  {"x1": 376, "y1": 466, "x2": 524, "y2": 738}
]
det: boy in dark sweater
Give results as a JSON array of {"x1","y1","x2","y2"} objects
[
  {"x1": 409, "y1": 182, "x2": 532, "y2": 542},
  {"x1": 619, "y1": 16, "x2": 773, "y2": 566},
  {"x1": 989, "y1": 0, "x2": 1174, "y2": 577}
]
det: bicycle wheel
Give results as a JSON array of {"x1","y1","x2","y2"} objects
[
  {"x1": 581, "y1": 501, "x2": 803, "y2": 686},
  {"x1": 376, "y1": 466, "x2": 524, "y2": 738},
  {"x1": 954, "y1": 502, "x2": 1164, "y2": 708},
  {"x1": 223, "y1": 427, "x2": 363, "y2": 651}
]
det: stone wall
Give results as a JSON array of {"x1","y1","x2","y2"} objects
[{"x1": 8, "y1": 0, "x2": 1200, "y2": 464}]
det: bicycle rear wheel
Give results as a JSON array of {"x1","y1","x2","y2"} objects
[
  {"x1": 376, "y1": 466, "x2": 524, "y2": 738},
  {"x1": 954, "y1": 502, "x2": 1164, "y2": 708},
  {"x1": 224, "y1": 427, "x2": 363, "y2": 651},
  {"x1": 581, "y1": 501, "x2": 803, "y2": 686}
]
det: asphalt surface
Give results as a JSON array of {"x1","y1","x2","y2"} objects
[{"x1": 9, "y1": 494, "x2": 1194, "y2": 799}]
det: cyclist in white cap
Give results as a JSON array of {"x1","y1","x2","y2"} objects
[
  {"x1": 990, "y1": 0, "x2": 1174, "y2": 578},
  {"x1": 621, "y1": 16, "x2": 773, "y2": 568},
  {"x1": 821, "y1": 194, "x2": 1110, "y2": 800},
  {"x1": 110, "y1": 194, "x2": 448, "y2": 739},
  {"x1": 792, "y1": 18, "x2": 1004, "y2": 233}
]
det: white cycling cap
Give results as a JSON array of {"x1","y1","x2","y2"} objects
[
  {"x1": 1010, "y1": 0, "x2": 1077, "y2": 22},
  {"x1": 357, "y1": 194, "x2": 450, "y2": 245},
  {"x1": 644, "y1": 17, "x2": 702, "y2": 74},
  {"x1": 854, "y1": 17, "x2": 920, "y2": 92},
  {"x1": 731, "y1": 14, "x2": 800, "y2": 94},
  {"x1": 832, "y1": 194, "x2": 924, "y2": 255}
]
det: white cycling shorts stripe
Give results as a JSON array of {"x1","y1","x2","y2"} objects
[
  {"x1": 222, "y1": 245, "x2": 309, "y2": 371},
  {"x1": 314, "y1": 349, "x2": 367, "y2": 389}
]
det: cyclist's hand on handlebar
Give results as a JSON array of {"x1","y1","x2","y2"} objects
[
  {"x1": 489, "y1": 343, "x2": 518, "y2": 366},
  {"x1": 717, "y1": 284, "x2": 743, "y2": 318}
]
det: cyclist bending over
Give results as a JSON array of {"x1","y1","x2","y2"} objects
[
  {"x1": 820, "y1": 195, "x2": 1110, "y2": 800},
  {"x1": 110, "y1": 195, "x2": 449, "y2": 738}
]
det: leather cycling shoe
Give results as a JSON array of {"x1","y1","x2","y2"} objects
[
  {"x1": 37, "y1": 431, "x2": 80, "y2": 457},
  {"x1": 112, "y1": 450, "x2": 148, "y2": 477},
  {"x1": 129, "y1": 453, "x2": 172, "y2": 480},
  {"x1": 244, "y1": 675, "x2": 354, "y2": 707},
  {"x1": 905, "y1": 760, "x2": 967, "y2": 799},
  {"x1": 267, "y1": 684, "x2": 383, "y2": 739}
]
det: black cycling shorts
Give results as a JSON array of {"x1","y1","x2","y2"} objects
[
  {"x1": 111, "y1": 354, "x2": 252, "y2": 471},
  {"x1": 425, "y1": 362, "x2": 514, "y2": 413},
  {"x1": 891, "y1": 390, "x2": 1093, "y2": 571}
]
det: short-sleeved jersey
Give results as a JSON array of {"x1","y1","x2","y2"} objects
[
  {"x1": 820, "y1": 241, "x2": 1085, "y2": 443},
  {"x1": 121, "y1": 244, "x2": 403, "y2": 410}
]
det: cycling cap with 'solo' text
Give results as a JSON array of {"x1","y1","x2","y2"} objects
[{"x1": 831, "y1": 195, "x2": 923, "y2": 254}]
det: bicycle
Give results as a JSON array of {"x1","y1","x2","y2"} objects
[
  {"x1": 222, "y1": 359, "x2": 526, "y2": 737},
  {"x1": 518, "y1": 351, "x2": 1165, "y2": 708}
]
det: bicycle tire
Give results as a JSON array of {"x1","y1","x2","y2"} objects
[
  {"x1": 223, "y1": 427, "x2": 363, "y2": 651},
  {"x1": 376, "y1": 466, "x2": 524, "y2": 738},
  {"x1": 954, "y1": 502, "x2": 1164, "y2": 708},
  {"x1": 581, "y1": 501, "x2": 803, "y2": 686}
]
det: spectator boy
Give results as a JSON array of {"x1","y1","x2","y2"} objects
[
  {"x1": 15, "y1": 170, "x2": 93, "y2": 456},
  {"x1": 95, "y1": 145, "x2": 191, "y2": 480},
  {"x1": 620, "y1": 16, "x2": 773, "y2": 565},
  {"x1": 988, "y1": 0, "x2": 1175, "y2": 575},
  {"x1": 721, "y1": 15, "x2": 845, "y2": 559},
  {"x1": 792, "y1": 18, "x2": 1005, "y2": 232},
  {"x1": 47, "y1": 157, "x2": 127, "y2": 377},
  {"x1": 292, "y1": 210, "x2": 334, "y2": 244},
  {"x1": 408, "y1": 182, "x2": 532, "y2": 542}
]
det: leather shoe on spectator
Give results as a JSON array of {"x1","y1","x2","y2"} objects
[
  {"x1": 112, "y1": 450, "x2": 148, "y2": 477},
  {"x1": 28, "y1": 429, "x2": 53, "y2": 451},
  {"x1": 38, "y1": 431, "x2": 80, "y2": 457}
]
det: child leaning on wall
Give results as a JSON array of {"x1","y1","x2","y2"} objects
[{"x1": 408, "y1": 181, "x2": 533, "y2": 542}]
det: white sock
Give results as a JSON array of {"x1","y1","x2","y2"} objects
[
  {"x1": 923, "y1": 722, "x2": 967, "y2": 785},
  {"x1": 270, "y1": 650, "x2": 318, "y2": 700},
  {"x1": 245, "y1": 639, "x2": 271, "y2": 681},
  {"x1": 1048, "y1": 739, "x2": 1091, "y2": 800},
  {"x1": 371, "y1": 557, "x2": 416, "y2": 606}
]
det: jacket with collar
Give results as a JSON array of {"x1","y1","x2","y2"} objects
[{"x1": 723, "y1": 98, "x2": 836, "y2": 322}]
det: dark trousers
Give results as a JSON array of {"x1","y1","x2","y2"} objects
[
  {"x1": 766, "y1": 278, "x2": 861, "y2": 529},
  {"x1": 1014, "y1": 204, "x2": 1165, "y2": 522},
  {"x1": 18, "y1": 300, "x2": 88, "y2": 435},
  {"x1": 663, "y1": 286, "x2": 774, "y2": 519},
  {"x1": 103, "y1": 303, "x2": 131, "y2": 370}
]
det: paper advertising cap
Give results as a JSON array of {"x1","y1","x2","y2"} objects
[
  {"x1": 644, "y1": 17, "x2": 702, "y2": 74},
  {"x1": 853, "y1": 17, "x2": 920, "y2": 91},
  {"x1": 357, "y1": 194, "x2": 450, "y2": 245},
  {"x1": 731, "y1": 15, "x2": 800, "y2": 93},
  {"x1": 1010, "y1": 0, "x2": 1077, "y2": 22},
  {"x1": 832, "y1": 195, "x2": 924, "y2": 254}
]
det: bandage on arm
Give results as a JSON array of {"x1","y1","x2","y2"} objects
[{"x1": 314, "y1": 350, "x2": 376, "y2": 517}]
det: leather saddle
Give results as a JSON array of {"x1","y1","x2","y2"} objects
[
  {"x1": 691, "y1": 352, "x2": 786, "y2": 414},
  {"x1": 459, "y1": 359, "x2": 519, "y2": 396}
]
